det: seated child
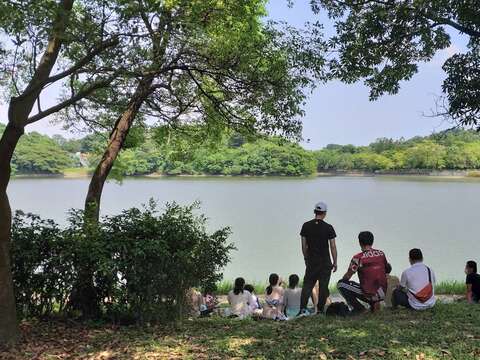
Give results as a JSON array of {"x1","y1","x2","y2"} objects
[
  {"x1": 244, "y1": 284, "x2": 262, "y2": 315},
  {"x1": 385, "y1": 263, "x2": 400, "y2": 308},
  {"x1": 465, "y1": 260, "x2": 480, "y2": 303},
  {"x1": 263, "y1": 273, "x2": 286, "y2": 320},
  {"x1": 201, "y1": 284, "x2": 218, "y2": 317},
  {"x1": 227, "y1": 277, "x2": 252, "y2": 318},
  {"x1": 283, "y1": 274, "x2": 302, "y2": 318}
]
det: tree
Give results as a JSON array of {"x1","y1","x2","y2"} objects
[
  {"x1": 404, "y1": 141, "x2": 447, "y2": 169},
  {"x1": 0, "y1": 0, "x2": 123, "y2": 343},
  {"x1": 64, "y1": 0, "x2": 326, "y2": 221},
  {"x1": 310, "y1": 0, "x2": 480, "y2": 127},
  {"x1": 13, "y1": 132, "x2": 74, "y2": 174}
]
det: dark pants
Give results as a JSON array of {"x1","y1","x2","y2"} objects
[
  {"x1": 300, "y1": 262, "x2": 332, "y2": 313},
  {"x1": 337, "y1": 279, "x2": 371, "y2": 313},
  {"x1": 392, "y1": 288, "x2": 412, "y2": 309}
]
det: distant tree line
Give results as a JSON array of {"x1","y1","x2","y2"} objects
[{"x1": 3, "y1": 124, "x2": 480, "y2": 176}]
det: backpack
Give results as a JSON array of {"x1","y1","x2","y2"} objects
[
  {"x1": 326, "y1": 302, "x2": 350, "y2": 317},
  {"x1": 410, "y1": 267, "x2": 433, "y2": 303}
]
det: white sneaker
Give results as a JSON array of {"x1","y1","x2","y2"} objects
[{"x1": 296, "y1": 309, "x2": 310, "y2": 318}]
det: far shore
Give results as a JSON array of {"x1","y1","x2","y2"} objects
[{"x1": 11, "y1": 169, "x2": 480, "y2": 180}]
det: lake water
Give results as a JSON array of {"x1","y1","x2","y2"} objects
[{"x1": 7, "y1": 176, "x2": 480, "y2": 283}]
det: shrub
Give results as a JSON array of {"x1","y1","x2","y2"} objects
[{"x1": 10, "y1": 201, "x2": 233, "y2": 323}]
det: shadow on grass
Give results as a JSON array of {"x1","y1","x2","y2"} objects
[{"x1": 3, "y1": 303, "x2": 480, "y2": 359}]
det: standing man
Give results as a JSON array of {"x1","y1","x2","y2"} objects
[{"x1": 298, "y1": 202, "x2": 337, "y2": 316}]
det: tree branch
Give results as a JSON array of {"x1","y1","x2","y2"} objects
[
  {"x1": 24, "y1": 75, "x2": 117, "y2": 124},
  {"x1": 43, "y1": 37, "x2": 119, "y2": 86},
  {"x1": 429, "y1": 16, "x2": 480, "y2": 39}
]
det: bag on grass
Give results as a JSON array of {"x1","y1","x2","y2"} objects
[{"x1": 326, "y1": 302, "x2": 350, "y2": 317}]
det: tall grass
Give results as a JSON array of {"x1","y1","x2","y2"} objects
[
  {"x1": 216, "y1": 280, "x2": 338, "y2": 295},
  {"x1": 436, "y1": 280, "x2": 465, "y2": 295},
  {"x1": 216, "y1": 280, "x2": 465, "y2": 295}
]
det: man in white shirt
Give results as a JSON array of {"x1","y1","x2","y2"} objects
[{"x1": 393, "y1": 248, "x2": 436, "y2": 310}]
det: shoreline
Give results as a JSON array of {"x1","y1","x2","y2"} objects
[{"x1": 12, "y1": 169, "x2": 480, "y2": 180}]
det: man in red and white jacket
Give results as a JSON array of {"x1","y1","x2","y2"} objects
[
  {"x1": 393, "y1": 248, "x2": 436, "y2": 310},
  {"x1": 338, "y1": 231, "x2": 388, "y2": 314}
]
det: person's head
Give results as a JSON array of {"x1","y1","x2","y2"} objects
[
  {"x1": 314, "y1": 202, "x2": 328, "y2": 219},
  {"x1": 288, "y1": 274, "x2": 300, "y2": 289},
  {"x1": 202, "y1": 283, "x2": 217, "y2": 296},
  {"x1": 266, "y1": 273, "x2": 280, "y2": 295},
  {"x1": 244, "y1": 284, "x2": 255, "y2": 294},
  {"x1": 358, "y1": 231, "x2": 374, "y2": 250},
  {"x1": 233, "y1": 277, "x2": 245, "y2": 295},
  {"x1": 385, "y1": 263, "x2": 392, "y2": 275},
  {"x1": 409, "y1": 248, "x2": 423, "y2": 265},
  {"x1": 465, "y1": 261, "x2": 477, "y2": 275}
]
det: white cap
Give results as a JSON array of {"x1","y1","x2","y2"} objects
[{"x1": 314, "y1": 202, "x2": 328, "y2": 212}]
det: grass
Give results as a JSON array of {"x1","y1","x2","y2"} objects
[
  {"x1": 467, "y1": 170, "x2": 480, "y2": 178},
  {"x1": 62, "y1": 167, "x2": 92, "y2": 177},
  {"x1": 435, "y1": 281, "x2": 466, "y2": 295},
  {"x1": 216, "y1": 280, "x2": 465, "y2": 296},
  {"x1": 3, "y1": 302, "x2": 480, "y2": 359}
]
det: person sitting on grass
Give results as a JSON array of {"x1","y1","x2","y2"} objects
[
  {"x1": 337, "y1": 231, "x2": 388, "y2": 314},
  {"x1": 465, "y1": 260, "x2": 480, "y2": 304},
  {"x1": 227, "y1": 277, "x2": 252, "y2": 318},
  {"x1": 244, "y1": 284, "x2": 262, "y2": 314},
  {"x1": 263, "y1": 273, "x2": 287, "y2": 320},
  {"x1": 393, "y1": 248, "x2": 436, "y2": 310},
  {"x1": 201, "y1": 284, "x2": 218, "y2": 317},
  {"x1": 284, "y1": 274, "x2": 302, "y2": 318},
  {"x1": 385, "y1": 263, "x2": 400, "y2": 308}
]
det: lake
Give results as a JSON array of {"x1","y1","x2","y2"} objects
[{"x1": 7, "y1": 176, "x2": 480, "y2": 283}]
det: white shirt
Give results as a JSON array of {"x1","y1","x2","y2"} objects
[
  {"x1": 400, "y1": 262, "x2": 436, "y2": 310},
  {"x1": 227, "y1": 290, "x2": 253, "y2": 316}
]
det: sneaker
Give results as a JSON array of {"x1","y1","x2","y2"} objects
[{"x1": 296, "y1": 309, "x2": 310, "y2": 318}]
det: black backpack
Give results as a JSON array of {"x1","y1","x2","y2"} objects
[{"x1": 326, "y1": 302, "x2": 350, "y2": 317}]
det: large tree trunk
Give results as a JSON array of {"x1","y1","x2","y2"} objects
[
  {"x1": 84, "y1": 77, "x2": 154, "y2": 221},
  {"x1": 0, "y1": 0, "x2": 74, "y2": 344},
  {"x1": 0, "y1": 124, "x2": 25, "y2": 344},
  {"x1": 69, "y1": 77, "x2": 153, "y2": 318}
]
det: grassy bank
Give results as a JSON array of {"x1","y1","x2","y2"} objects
[
  {"x1": 3, "y1": 303, "x2": 480, "y2": 359},
  {"x1": 216, "y1": 280, "x2": 466, "y2": 296}
]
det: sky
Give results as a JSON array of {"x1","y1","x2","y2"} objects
[{"x1": 0, "y1": 0, "x2": 468, "y2": 149}]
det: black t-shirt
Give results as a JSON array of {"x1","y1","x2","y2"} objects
[
  {"x1": 300, "y1": 219, "x2": 336, "y2": 265},
  {"x1": 466, "y1": 273, "x2": 480, "y2": 300}
]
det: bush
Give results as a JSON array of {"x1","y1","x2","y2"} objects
[{"x1": 11, "y1": 201, "x2": 233, "y2": 323}]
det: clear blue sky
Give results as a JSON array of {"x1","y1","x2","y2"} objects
[{"x1": 0, "y1": 0, "x2": 467, "y2": 149}]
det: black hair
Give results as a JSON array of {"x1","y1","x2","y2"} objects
[
  {"x1": 266, "y1": 273, "x2": 279, "y2": 295},
  {"x1": 233, "y1": 277, "x2": 245, "y2": 295},
  {"x1": 288, "y1": 274, "x2": 300, "y2": 289},
  {"x1": 385, "y1": 263, "x2": 392, "y2": 274},
  {"x1": 202, "y1": 283, "x2": 217, "y2": 296},
  {"x1": 358, "y1": 231, "x2": 374, "y2": 246},
  {"x1": 244, "y1": 284, "x2": 255, "y2": 294},
  {"x1": 409, "y1": 248, "x2": 423, "y2": 262},
  {"x1": 466, "y1": 260, "x2": 478, "y2": 273}
]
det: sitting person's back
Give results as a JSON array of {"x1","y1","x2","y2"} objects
[
  {"x1": 244, "y1": 284, "x2": 262, "y2": 314},
  {"x1": 385, "y1": 263, "x2": 400, "y2": 308},
  {"x1": 394, "y1": 248, "x2": 436, "y2": 310},
  {"x1": 227, "y1": 277, "x2": 252, "y2": 318},
  {"x1": 263, "y1": 273, "x2": 286, "y2": 320},
  {"x1": 284, "y1": 274, "x2": 302, "y2": 318}
]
